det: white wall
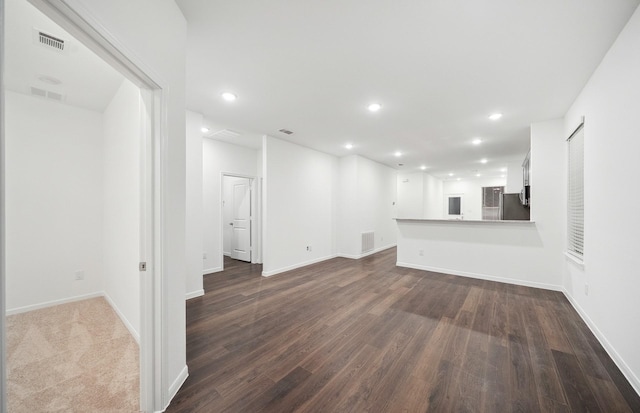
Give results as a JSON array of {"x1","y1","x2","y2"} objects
[
  {"x1": 563, "y1": 5, "x2": 640, "y2": 393},
  {"x1": 263, "y1": 136, "x2": 337, "y2": 276},
  {"x1": 66, "y1": 0, "x2": 188, "y2": 403},
  {"x1": 185, "y1": 110, "x2": 204, "y2": 298},
  {"x1": 396, "y1": 171, "x2": 443, "y2": 219},
  {"x1": 102, "y1": 79, "x2": 141, "y2": 339},
  {"x1": 337, "y1": 155, "x2": 397, "y2": 258},
  {"x1": 202, "y1": 138, "x2": 258, "y2": 273},
  {"x1": 506, "y1": 161, "x2": 523, "y2": 193},
  {"x1": 337, "y1": 155, "x2": 358, "y2": 256},
  {"x1": 423, "y1": 172, "x2": 443, "y2": 218},
  {"x1": 396, "y1": 172, "x2": 424, "y2": 218},
  {"x1": 5, "y1": 91, "x2": 104, "y2": 311},
  {"x1": 443, "y1": 177, "x2": 506, "y2": 220}
]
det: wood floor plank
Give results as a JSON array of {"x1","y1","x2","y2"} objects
[
  {"x1": 166, "y1": 250, "x2": 640, "y2": 413},
  {"x1": 552, "y1": 350, "x2": 603, "y2": 413}
]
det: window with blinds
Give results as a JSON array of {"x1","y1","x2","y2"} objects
[{"x1": 567, "y1": 124, "x2": 584, "y2": 259}]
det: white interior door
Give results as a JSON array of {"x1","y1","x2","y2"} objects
[
  {"x1": 445, "y1": 194, "x2": 464, "y2": 220},
  {"x1": 231, "y1": 178, "x2": 252, "y2": 262}
]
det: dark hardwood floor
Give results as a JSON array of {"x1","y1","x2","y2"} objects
[{"x1": 167, "y1": 248, "x2": 640, "y2": 412}]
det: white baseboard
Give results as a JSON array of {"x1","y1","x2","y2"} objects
[
  {"x1": 396, "y1": 261, "x2": 563, "y2": 292},
  {"x1": 103, "y1": 293, "x2": 140, "y2": 344},
  {"x1": 562, "y1": 288, "x2": 640, "y2": 396},
  {"x1": 203, "y1": 266, "x2": 222, "y2": 275},
  {"x1": 185, "y1": 289, "x2": 205, "y2": 300},
  {"x1": 338, "y1": 243, "x2": 397, "y2": 260},
  {"x1": 161, "y1": 365, "x2": 189, "y2": 412},
  {"x1": 262, "y1": 254, "x2": 338, "y2": 277},
  {"x1": 6, "y1": 291, "x2": 104, "y2": 316}
]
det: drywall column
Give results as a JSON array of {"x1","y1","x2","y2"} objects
[
  {"x1": 263, "y1": 136, "x2": 337, "y2": 276},
  {"x1": 185, "y1": 110, "x2": 204, "y2": 298}
]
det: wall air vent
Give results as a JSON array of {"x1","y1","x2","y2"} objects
[
  {"x1": 31, "y1": 86, "x2": 66, "y2": 102},
  {"x1": 33, "y1": 29, "x2": 66, "y2": 53},
  {"x1": 361, "y1": 231, "x2": 375, "y2": 254},
  {"x1": 278, "y1": 129, "x2": 294, "y2": 135}
]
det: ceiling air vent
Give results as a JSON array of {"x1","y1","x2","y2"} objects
[
  {"x1": 279, "y1": 129, "x2": 294, "y2": 135},
  {"x1": 33, "y1": 29, "x2": 66, "y2": 53},
  {"x1": 31, "y1": 86, "x2": 66, "y2": 102},
  {"x1": 30, "y1": 87, "x2": 47, "y2": 98},
  {"x1": 210, "y1": 129, "x2": 241, "y2": 139}
]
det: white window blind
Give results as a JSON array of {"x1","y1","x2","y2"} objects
[{"x1": 567, "y1": 124, "x2": 584, "y2": 259}]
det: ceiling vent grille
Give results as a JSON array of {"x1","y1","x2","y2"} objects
[
  {"x1": 279, "y1": 129, "x2": 294, "y2": 135},
  {"x1": 39, "y1": 32, "x2": 65, "y2": 50},
  {"x1": 33, "y1": 29, "x2": 66, "y2": 53},
  {"x1": 31, "y1": 86, "x2": 65, "y2": 102},
  {"x1": 210, "y1": 129, "x2": 241, "y2": 139}
]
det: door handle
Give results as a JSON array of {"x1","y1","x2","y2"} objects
[{"x1": 229, "y1": 222, "x2": 234, "y2": 226}]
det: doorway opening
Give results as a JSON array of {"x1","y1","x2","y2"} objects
[
  {"x1": 221, "y1": 173, "x2": 260, "y2": 269},
  {"x1": 2, "y1": 0, "x2": 169, "y2": 411}
]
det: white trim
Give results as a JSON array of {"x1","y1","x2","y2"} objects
[
  {"x1": 262, "y1": 254, "x2": 338, "y2": 277},
  {"x1": 185, "y1": 289, "x2": 205, "y2": 300},
  {"x1": 337, "y1": 243, "x2": 396, "y2": 260},
  {"x1": 104, "y1": 293, "x2": 140, "y2": 344},
  {"x1": 562, "y1": 288, "x2": 640, "y2": 396},
  {"x1": 564, "y1": 251, "x2": 585, "y2": 267},
  {"x1": 1, "y1": 3, "x2": 6, "y2": 411},
  {"x1": 5, "y1": 292, "x2": 103, "y2": 316},
  {"x1": 396, "y1": 261, "x2": 563, "y2": 292},
  {"x1": 159, "y1": 365, "x2": 188, "y2": 413},
  {"x1": 203, "y1": 266, "x2": 223, "y2": 275}
]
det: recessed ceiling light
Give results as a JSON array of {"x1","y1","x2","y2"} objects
[
  {"x1": 368, "y1": 103, "x2": 382, "y2": 112},
  {"x1": 500, "y1": 167, "x2": 507, "y2": 172},
  {"x1": 472, "y1": 138, "x2": 482, "y2": 145},
  {"x1": 221, "y1": 92, "x2": 237, "y2": 102},
  {"x1": 394, "y1": 151, "x2": 402, "y2": 157},
  {"x1": 201, "y1": 127, "x2": 210, "y2": 133},
  {"x1": 476, "y1": 173, "x2": 481, "y2": 177},
  {"x1": 448, "y1": 172, "x2": 454, "y2": 177},
  {"x1": 345, "y1": 143, "x2": 353, "y2": 150},
  {"x1": 501, "y1": 175, "x2": 505, "y2": 178},
  {"x1": 480, "y1": 158, "x2": 488, "y2": 164},
  {"x1": 489, "y1": 113, "x2": 503, "y2": 120},
  {"x1": 457, "y1": 178, "x2": 461, "y2": 181},
  {"x1": 420, "y1": 165, "x2": 426, "y2": 170}
]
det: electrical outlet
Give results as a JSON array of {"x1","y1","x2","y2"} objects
[
  {"x1": 306, "y1": 246, "x2": 312, "y2": 252},
  {"x1": 419, "y1": 249, "x2": 424, "y2": 256},
  {"x1": 75, "y1": 270, "x2": 85, "y2": 281}
]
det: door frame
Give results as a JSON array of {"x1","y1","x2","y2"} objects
[
  {"x1": 220, "y1": 172, "x2": 260, "y2": 270},
  {"x1": 1, "y1": 1, "x2": 169, "y2": 411}
]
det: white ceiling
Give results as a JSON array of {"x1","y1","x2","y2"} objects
[
  {"x1": 4, "y1": 0, "x2": 124, "y2": 113},
  {"x1": 177, "y1": 0, "x2": 639, "y2": 180}
]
